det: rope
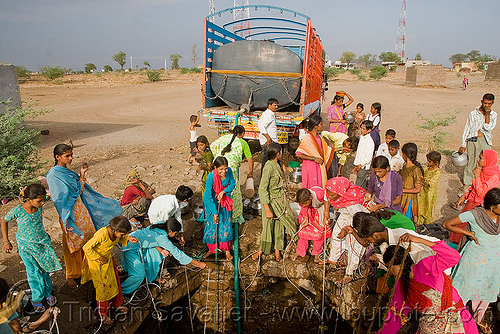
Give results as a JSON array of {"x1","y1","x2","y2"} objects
[
  {"x1": 183, "y1": 245, "x2": 195, "y2": 334},
  {"x1": 203, "y1": 268, "x2": 211, "y2": 334},
  {"x1": 204, "y1": 75, "x2": 228, "y2": 100}
]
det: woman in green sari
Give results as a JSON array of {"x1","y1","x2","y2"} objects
[{"x1": 210, "y1": 125, "x2": 254, "y2": 224}]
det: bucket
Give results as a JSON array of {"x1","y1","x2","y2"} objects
[{"x1": 245, "y1": 177, "x2": 255, "y2": 198}]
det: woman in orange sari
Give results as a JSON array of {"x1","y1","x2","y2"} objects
[{"x1": 296, "y1": 115, "x2": 334, "y2": 188}]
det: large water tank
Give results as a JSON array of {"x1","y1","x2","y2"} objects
[{"x1": 210, "y1": 40, "x2": 303, "y2": 109}]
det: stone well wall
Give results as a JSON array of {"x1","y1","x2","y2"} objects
[
  {"x1": 485, "y1": 62, "x2": 500, "y2": 81},
  {"x1": 405, "y1": 65, "x2": 446, "y2": 86}
]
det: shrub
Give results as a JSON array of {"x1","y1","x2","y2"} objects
[
  {"x1": 323, "y1": 67, "x2": 345, "y2": 80},
  {"x1": 369, "y1": 65, "x2": 388, "y2": 79},
  {"x1": 40, "y1": 65, "x2": 67, "y2": 80},
  {"x1": 190, "y1": 68, "x2": 202, "y2": 73},
  {"x1": 103, "y1": 65, "x2": 113, "y2": 72},
  {"x1": 0, "y1": 100, "x2": 51, "y2": 199},
  {"x1": 415, "y1": 112, "x2": 457, "y2": 151},
  {"x1": 146, "y1": 70, "x2": 162, "y2": 82},
  {"x1": 180, "y1": 67, "x2": 190, "y2": 74},
  {"x1": 350, "y1": 68, "x2": 361, "y2": 75},
  {"x1": 15, "y1": 66, "x2": 31, "y2": 83}
]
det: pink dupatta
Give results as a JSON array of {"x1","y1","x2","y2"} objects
[{"x1": 212, "y1": 170, "x2": 233, "y2": 211}]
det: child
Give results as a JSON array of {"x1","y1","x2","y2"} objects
[
  {"x1": 121, "y1": 218, "x2": 206, "y2": 295},
  {"x1": 327, "y1": 91, "x2": 354, "y2": 134},
  {"x1": 416, "y1": 151, "x2": 442, "y2": 225},
  {"x1": 348, "y1": 103, "x2": 365, "y2": 138},
  {"x1": 147, "y1": 185, "x2": 194, "y2": 246},
  {"x1": 290, "y1": 188, "x2": 331, "y2": 262},
  {"x1": 366, "y1": 102, "x2": 381, "y2": 151},
  {"x1": 81, "y1": 216, "x2": 138, "y2": 324},
  {"x1": 449, "y1": 149, "x2": 500, "y2": 245},
  {"x1": 253, "y1": 143, "x2": 297, "y2": 261},
  {"x1": 380, "y1": 235, "x2": 476, "y2": 334},
  {"x1": 375, "y1": 129, "x2": 396, "y2": 159},
  {"x1": 187, "y1": 110, "x2": 201, "y2": 164},
  {"x1": 321, "y1": 177, "x2": 368, "y2": 282},
  {"x1": 1, "y1": 184, "x2": 62, "y2": 313},
  {"x1": 195, "y1": 135, "x2": 214, "y2": 195},
  {"x1": 353, "y1": 120, "x2": 375, "y2": 190},
  {"x1": 367, "y1": 156, "x2": 403, "y2": 213},
  {"x1": 400, "y1": 142, "x2": 423, "y2": 222},
  {"x1": 387, "y1": 139, "x2": 405, "y2": 172},
  {"x1": 321, "y1": 131, "x2": 359, "y2": 177},
  {"x1": 121, "y1": 170, "x2": 155, "y2": 229}
]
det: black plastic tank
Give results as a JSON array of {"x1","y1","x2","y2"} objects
[{"x1": 210, "y1": 40, "x2": 303, "y2": 110}]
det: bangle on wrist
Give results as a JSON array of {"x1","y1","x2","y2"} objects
[{"x1": 312, "y1": 157, "x2": 315, "y2": 161}]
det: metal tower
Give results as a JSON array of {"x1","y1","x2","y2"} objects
[
  {"x1": 208, "y1": 0, "x2": 215, "y2": 22},
  {"x1": 233, "y1": 0, "x2": 250, "y2": 38},
  {"x1": 395, "y1": 0, "x2": 406, "y2": 60}
]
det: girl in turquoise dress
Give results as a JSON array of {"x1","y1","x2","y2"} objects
[
  {"x1": 120, "y1": 218, "x2": 206, "y2": 295},
  {"x1": 443, "y1": 187, "x2": 500, "y2": 334},
  {"x1": 202, "y1": 156, "x2": 236, "y2": 260},
  {"x1": 1, "y1": 184, "x2": 62, "y2": 313}
]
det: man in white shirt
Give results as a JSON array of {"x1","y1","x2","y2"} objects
[
  {"x1": 258, "y1": 98, "x2": 279, "y2": 171},
  {"x1": 353, "y1": 120, "x2": 375, "y2": 189},
  {"x1": 458, "y1": 93, "x2": 496, "y2": 186},
  {"x1": 147, "y1": 185, "x2": 193, "y2": 245}
]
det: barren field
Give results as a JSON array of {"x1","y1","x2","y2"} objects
[{"x1": 0, "y1": 69, "x2": 499, "y2": 332}]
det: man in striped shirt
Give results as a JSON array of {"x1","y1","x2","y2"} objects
[{"x1": 458, "y1": 93, "x2": 496, "y2": 186}]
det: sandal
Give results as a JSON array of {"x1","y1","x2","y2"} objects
[
  {"x1": 477, "y1": 321, "x2": 492, "y2": 334},
  {"x1": 29, "y1": 302, "x2": 46, "y2": 314},
  {"x1": 46, "y1": 295, "x2": 57, "y2": 307}
]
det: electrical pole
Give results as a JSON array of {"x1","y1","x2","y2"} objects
[{"x1": 395, "y1": 0, "x2": 406, "y2": 61}]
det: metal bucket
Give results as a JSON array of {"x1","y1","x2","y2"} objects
[
  {"x1": 193, "y1": 206, "x2": 204, "y2": 220},
  {"x1": 290, "y1": 167, "x2": 302, "y2": 183},
  {"x1": 179, "y1": 201, "x2": 190, "y2": 214}
]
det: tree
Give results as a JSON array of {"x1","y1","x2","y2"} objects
[
  {"x1": 40, "y1": 65, "x2": 67, "y2": 80},
  {"x1": 15, "y1": 66, "x2": 31, "y2": 82},
  {"x1": 103, "y1": 65, "x2": 113, "y2": 72},
  {"x1": 84, "y1": 63, "x2": 97, "y2": 74},
  {"x1": 415, "y1": 53, "x2": 422, "y2": 60},
  {"x1": 358, "y1": 53, "x2": 376, "y2": 68},
  {"x1": 191, "y1": 44, "x2": 198, "y2": 68},
  {"x1": 112, "y1": 51, "x2": 127, "y2": 70},
  {"x1": 466, "y1": 50, "x2": 481, "y2": 62},
  {"x1": 379, "y1": 52, "x2": 400, "y2": 62},
  {"x1": 143, "y1": 61, "x2": 151, "y2": 69},
  {"x1": 369, "y1": 65, "x2": 388, "y2": 79},
  {"x1": 449, "y1": 53, "x2": 468, "y2": 63},
  {"x1": 339, "y1": 51, "x2": 356, "y2": 65},
  {"x1": 170, "y1": 54, "x2": 183, "y2": 70},
  {"x1": 475, "y1": 53, "x2": 493, "y2": 70}
]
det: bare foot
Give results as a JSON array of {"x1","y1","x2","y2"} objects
[
  {"x1": 274, "y1": 250, "x2": 282, "y2": 262},
  {"x1": 202, "y1": 251, "x2": 212, "y2": 259},
  {"x1": 313, "y1": 255, "x2": 321, "y2": 263},
  {"x1": 340, "y1": 276, "x2": 353, "y2": 284},
  {"x1": 116, "y1": 306, "x2": 128, "y2": 314},
  {"x1": 101, "y1": 315, "x2": 113, "y2": 325},
  {"x1": 225, "y1": 251, "x2": 233, "y2": 260},
  {"x1": 317, "y1": 259, "x2": 338, "y2": 266},
  {"x1": 67, "y1": 278, "x2": 78, "y2": 288},
  {"x1": 290, "y1": 253, "x2": 300, "y2": 261},
  {"x1": 251, "y1": 251, "x2": 262, "y2": 261}
]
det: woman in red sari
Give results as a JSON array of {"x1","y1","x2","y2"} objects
[{"x1": 295, "y1": 114, "x2": 334, "y2": 188}]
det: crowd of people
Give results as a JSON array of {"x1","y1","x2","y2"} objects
[{"x1": 0, "y1": 92, "x2": 498, "y2": 333}]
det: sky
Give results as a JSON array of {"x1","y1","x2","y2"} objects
[{"x1": 1, "y1": 0, "x2": 499, "y2": 72}]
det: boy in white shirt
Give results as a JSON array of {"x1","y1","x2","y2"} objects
[
  {"x1": 387, "y1": 139, "x2": 405, "y2": 172},
  {"x1": 353, "y1": 120, "x2": 374, "y2": 189},
  {"x1": 376, "y1": 129, "x2": 396, "y2": 159}
]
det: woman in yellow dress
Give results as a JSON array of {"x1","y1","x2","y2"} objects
[{"x1": 81, "y1": 216, "x2": 137, "y2": 324}]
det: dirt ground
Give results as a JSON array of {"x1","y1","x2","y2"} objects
[{"x1": 0, "y1": 69, "x2": 499, "y2": 333}]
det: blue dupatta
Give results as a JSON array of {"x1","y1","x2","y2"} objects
[{"x1": 46, "y1": 165, "x2": 122, "y2": 237}]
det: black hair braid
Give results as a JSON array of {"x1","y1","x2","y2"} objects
[
  {"x1": 221, "y1": 132, "x2": 238, "y2": 156},
  {"x1": 371, "y1": 209, "x2": 395, "y2": 221},
  {"x1": 401, "y1": 258, "x2": 413, "y2": 300},
  {"x1": 410, "y1": 155, "x2": 424, "y2": 177}
]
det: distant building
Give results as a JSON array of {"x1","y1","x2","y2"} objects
[
  {"x1": 333, "y1": 60, "x2": 355, "y2": 70},
  {"x1": 405, "y1": 60, "x2": 432, "y2": 67},
  {"x1": 452, "y1": 61, "x2": 478, "y2": 72}
]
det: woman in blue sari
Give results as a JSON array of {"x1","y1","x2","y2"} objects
[
  {"x1": 202, "y1": 157, "x2": 236, "y2": 260},
  {"x1": 46, "y1": 144, "x2": 122, "y2": 288},
  {"x1": 120, "y1": 218, "x2": 206, "y2": 294}
]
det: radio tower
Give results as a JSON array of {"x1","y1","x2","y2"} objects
[
  {"x1": 233, "y1": 0, "x2": 250, "y2": 39},
  {"x1": 395, "y1": 0, "x2": 406, "y2": 60},
  {"x1": 208, "y1": 0, "x2": 215, "y2": 22}
]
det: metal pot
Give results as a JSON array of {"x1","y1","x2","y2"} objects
[
  {"x1": 252, "y1": 203, "x2": 262, "y2": 216},
  {"x1": 193, "y1": 206, "x2": 204, "y2": 220},
  {"x1": 344, "y1": 112, "x2": 355, "y2": 124},
  {"x1": 290, "y1": 167, "x2": 302, "y2": 184},
  {"x1": 451, "y1": 151, "x2": 468, "y2": 167},
  {"x1": 179, "y1": 201, "x2": 190, "y2": 214}
]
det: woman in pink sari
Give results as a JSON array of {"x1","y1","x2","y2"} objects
[
  {"x1": 291, "y1": 187, "x2": 332, "y2": 262},
  {"x1": 379, "y1": 233, "x2": 478, "y2": 334},
  {"x1": 295, "y1": 114, "x2": 334, "y2": 188},
  {"x1": 327, "y1": 91, "x2": 354, "y2": 133}
]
